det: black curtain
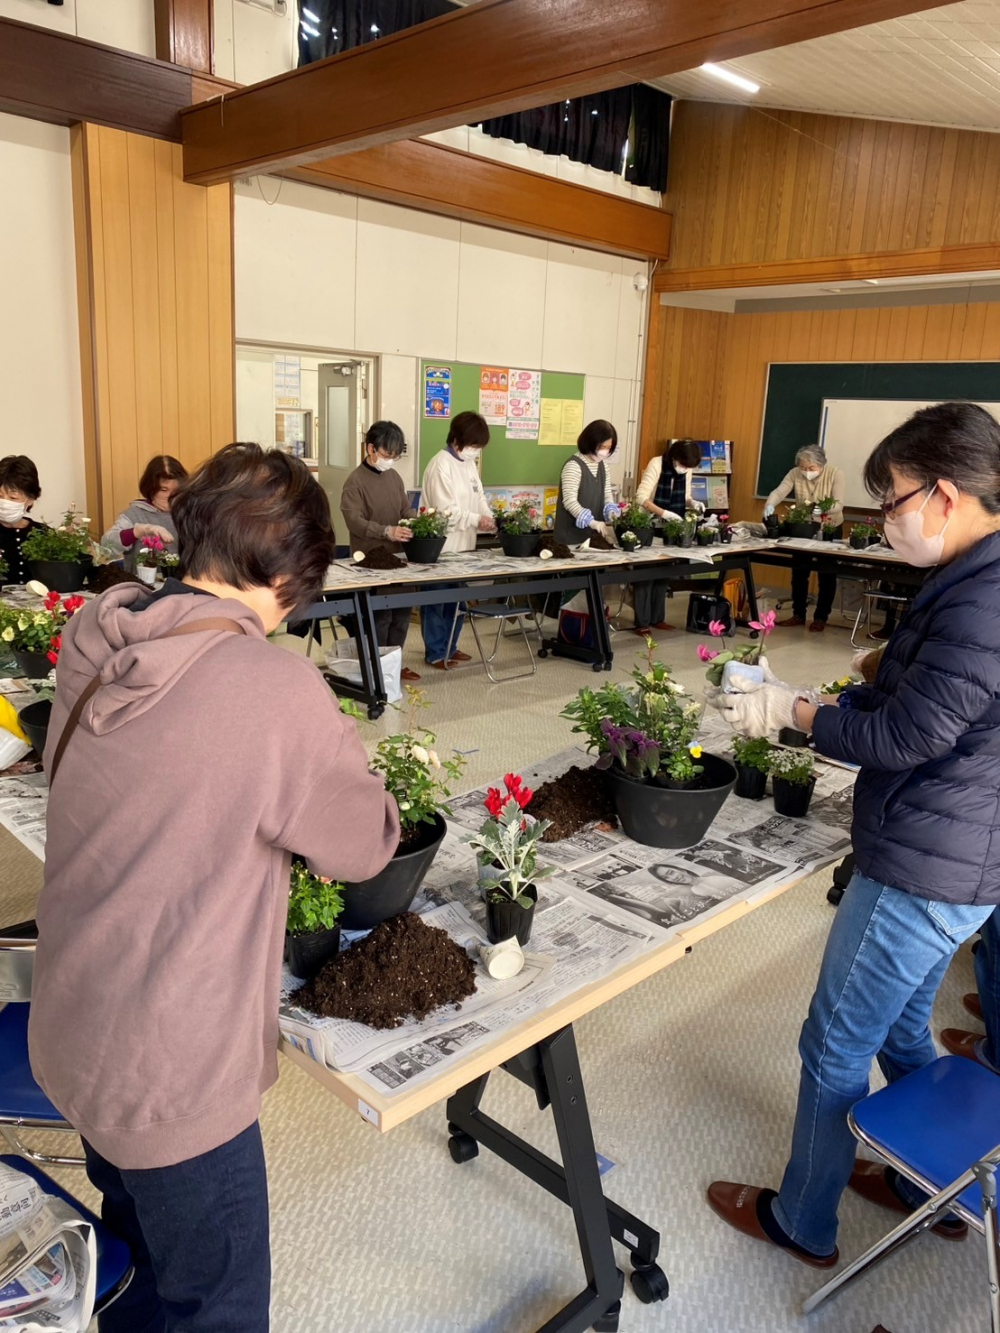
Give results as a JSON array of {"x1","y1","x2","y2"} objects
[{"x1": 298, "y1": 2, "x2": 671, "y2": 191}]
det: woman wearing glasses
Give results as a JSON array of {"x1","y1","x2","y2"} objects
[{"x1": 706, "y1": 402, "x2": 1000, "y2": 1268}]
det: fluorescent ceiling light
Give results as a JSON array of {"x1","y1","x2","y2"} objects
[
  {"x1": 701, "y1": 62, "x2": 760, "y2": 94},
  {"x1": 301, "y1": 21, "x2": 320, "y2": 36},
  {"x1": 301, "y1": 6, "x2": 319, "y2": 19}
]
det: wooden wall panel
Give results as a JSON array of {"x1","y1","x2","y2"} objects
[
  {"x1": 73, "y1": 125, "x2": 234, "y2": 531},
  {"x1": 641, "y1": 297, "x2": 1000, "y2": 522}
]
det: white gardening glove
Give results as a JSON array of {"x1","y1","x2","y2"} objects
[
  {"x1": 133, "y1": 523, "x2": 174, "y2": 544},
  {"x1": 707, "y1": 658, "x2": 818, "y2": 737},
  {"x1": 690, "y1": 500, "x2": 706, "y2": 515},
  {"x1": 659, "y1": 509, "x2": 682, "y2": 522}
]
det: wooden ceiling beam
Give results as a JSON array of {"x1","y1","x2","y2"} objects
[
  {"x1": 154, "y1": 0, "x2": 214, "y2": 75},
  {"x1": 180, "y1": 0, "x2": 944, "y2": 185}
]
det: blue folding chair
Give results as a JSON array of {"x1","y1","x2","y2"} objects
[{"x1": 804, "y1": 1056, "x2": 1000, "y2": 1329}]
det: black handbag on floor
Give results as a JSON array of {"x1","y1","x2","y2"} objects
[{"x1": 685, "y1": 593, "x2": 733, "y2": 634}]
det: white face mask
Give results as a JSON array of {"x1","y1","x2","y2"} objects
[
  {"x1": 456, "y1": 447, "x2": 478, "y2": 463},
  {"x1": 596, "y1": 447, "x2": 612, "y2": 461},
  {"x1": 0, "y1": 500, "x2": 26, "y2": 524},
  {"x1": 801, "y1": 469, "x2": 821, "y2": 482},
  {"x1": 370, "y1": 455, "x2": 395, "y2": 473},
  {"x1": 884, "y1": 485, "x2": 949, "y2": 567},
  {"x1": 673, "y1": 465, "x2": 690, "y2": 475}
]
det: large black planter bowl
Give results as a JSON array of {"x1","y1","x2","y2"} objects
[
  {"x1": 340, "y1": 812, "x2": 446, "y2": 929},
  {"x1": 25, "y1": 560, "x2": 86, "y2": 594},
  {"x1": 404, "y1": 535, "x2": 447, "y2": 564},
  {"x1": 486, "y1": 885, "x2": 537, "y2": 946},
  {"x1": 500, "y1": 531, "x2": 541, "y2": 558},
  {"x1": 18, "y1": 699, "x2": 52, "y2": 755},
  {"x1": 734, "y1": 762, "x2": 767, "y2": 800},
  {"x1": 773, "y1": 776, "x2": 816, "y2": 818},
  {"x1": 609, "y1": 753, "x2": 737, "y2": 849},
  {"x1": 285, "y1": 925, "x2": 341, "y2": 981},
  {"x1": 12, "y1": 649, "x2": 52, "y2": 680},
  {"x1": 788, "y1": 522, "x2": 819, "y2": 540}
]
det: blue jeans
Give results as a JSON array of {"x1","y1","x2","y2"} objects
[
  {"x1": 773, "y1": 872, "x2": 991, "y2": 1256},
  {"x1": 421, "y1": 597, "x2": 463, "y2": 664},
  {"x1": 84, "y1": 1123, "x2": 270, "y2": 1333}
]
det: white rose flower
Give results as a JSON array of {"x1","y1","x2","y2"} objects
[
  {"x1": 411, "y1": 744, "x2": 429, "y2": 764},
  {"x1": 398, "y1": 800, "x2": 411, "y2": 812},
  {"x1": 428, "y1": 750, "x2": 441, "y2": 769}
]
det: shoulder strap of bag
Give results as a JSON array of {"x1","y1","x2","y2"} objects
[{"x1": 49, "y1": 617, "x2": 247, "y2": 784}]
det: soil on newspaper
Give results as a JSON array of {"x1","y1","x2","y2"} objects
[
  {"x1": 292, "y1": 912, "x2": 477, "y2": 1030},
  {"x1": 537, "y1": 534, "x2": 574, "y2": 559},
  {"x1": 86, "y1": 565, "x2": 145, "y2": 593},
  {"x1": 588, "y1": 532, "x2": 615, "y2": 551},
  {"x1": 358, "y1": 545, "x2": 407, "y2": 571},
  {"x1": 528, "y1": 765, "x2": 618, "y2": 842}
]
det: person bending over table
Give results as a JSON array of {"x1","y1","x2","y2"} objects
[
  {"x1": 102, "y1": 454, "x2": 187, "y2": 573},
  {"x1": 419, "y1": 410, "x2": 495, "y2": 670},
  {"x1": 632, "y1": 437, "x2": 704, "y2": 635},
  {"x1": 28, "y1": 444, "x2": 399, "y2": 1333},
  {"x1": 706, "y1": 401, "x2": 1000, "y2": 1268},
  {"x1": 0, "y1": 454, "x2": 47, "y2": 584},
  {"x1": 553, "y1": 419, "x2": 621, "y2": 549},
  {"x1": 340, "y1": 420, "x2": 421, "y2": 682},
  {"x1": 763, "y1": 444, "x2": 845, "y2": 633}
]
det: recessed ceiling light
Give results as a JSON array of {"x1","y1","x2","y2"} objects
[{"x1": 701, "y1": 62, "x2": 760, "y2": 94}]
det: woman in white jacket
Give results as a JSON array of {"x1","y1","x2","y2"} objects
[{"x1": 419, "y1": 412, "x2": 494, "y2": 668}]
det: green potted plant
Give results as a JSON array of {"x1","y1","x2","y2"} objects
[
  {"x1": 562, "y1": 642, "x2": 735, "y2": 848},
  {"x1": 718, "y1": 513, "x2": 733, "y2": 544},
  {"x1": 850, "y1": 522, "x2": 875, "y2": 550},
  {"x1": 0, "y1": 591, "x2": 85, "y2": 679},
  {"x1": 158, "y1": 551, "x2": 181, "y2": 579},
  {"x1": 492, "y1": 501, "x2": 542, "y2": 558},
  {"x1": 676, "y1": 520, "x2": 696, "y2": 549},
  {"x1": 661, "y1": 520, "x2": 683, "y2": 546},
  {"x1": 136, "y1": 534, "x2": 164, "y2": 586},
  {"x1": 696, "y1": 525, "x2": 717, "y2": 546},
  {"x1": 285, "y1": 859, "x2": 345, "y2": 980},
  {"x1": 770, "y1": 746, "x2": 816, "y2": 817},
  {"x1": 615, "y1": 503, "x2": 654, "y2": 548},
  {"x1": 617, "y1": 528, "x2": 640, "y2": 554},
  {"x1": 786, "y1": 504, "x2": 818, "y2": 539},
  {"x1": 732, "y1": 735, "x2": 774, "y2": 801},
  {"x1": 21, "y1": 508, "x2": 93, "y2": 593},
  {"x1": 400, "y1": 508, "x2": 449, "y2": 564},
  {"x1": 465, "y1": 774, "x2": 554, "y2": 946},
  {"x1": 822, "y1": 521, "x2": 841, "y2": 541},
  {"x1": 340, "y1": 687, "x2": 466, "y2": 929}
]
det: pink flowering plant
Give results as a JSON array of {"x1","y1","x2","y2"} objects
[
  {"x1": 699, "y1": 609, "x2": 777, "y2": 688},
  {"x1": 492, "y1": 501, "x2": 541, "y2": 536},
  {"x1": 137, "y1": 534, "x2": 165, "y2": 568}
]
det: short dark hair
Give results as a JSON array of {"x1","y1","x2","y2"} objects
[
  {"x1": 365, "y1": 421, "x2": 406, "y2": 457},
  {"x1": 0, "y1": 455, "x2": 41, "y2": 501},
  {"x1": 172, "y1": 444, "x2": 335, "y2": 610},
  {"x1": 577, "y1": 420, "x2": 618, "y2": 456},
  {"x1": 864, "y1": 402, "x2": 1000, "y2": 515},
  {"x1": 666, "y1": 439, "x2": 701, "y2": 469},
  {"x1": 139, "y1": 455, "x2": 188, "y2": 504},
  {"x1": 447, "y1": 412, "x2": 490, "y2": 449}
]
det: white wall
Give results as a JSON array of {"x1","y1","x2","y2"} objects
[
  {"x1": 0, "y1": 114, "x2": 86, "y2": 526},
  {"x1": 0, "y1": 0, "x2": 155, "y2": 56},
  {"x1": 234, "y1": 180, "x2": 649, "y2": 492}
]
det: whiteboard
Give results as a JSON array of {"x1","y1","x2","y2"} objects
[{"x1": 819, "y1": 399, "x2": 1000, "y2": 508}]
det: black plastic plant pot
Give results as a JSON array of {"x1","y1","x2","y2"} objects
[
  {"x1": 340, "y1": 813, "x2": 446, "y2": 929},
  {"x1": 764, "y1": 519, "x2": 780, "y2": 539},
  {"x1": 734, "y1": 762, "x2": 767, "y2": 800},
  {"x1": 677, "y1": 534, "x2": 694, "y2": 549},
  {"x1": 778, "y1": 726, "x2": 811, "y2": 748},
  {"x1": 719, "y1": 530, "x2": 732, "y2": 544},
  {"x1": 772, "y1": 775, "x2": 816, "y2": 818},
  {"x1": 25, "y1": 560, "x2": 85, "y2": 594},
  {"x1": 788, "y1": 523, "x2": 819, "y2": 539},
  {"x1": 823, "y1": 527, "x2": 841, "y2": 542},
  {"x1": 18, "y1": 698, "x2": 51, "y2": 755},
  {"x1": 608, "y1": 754, "x2": 737, "y2": 850},
  {"x1": 850, "y1": 535, "x2": 869, "y2": 549},
  {"x1": 500, "y1": 531, "x2": 541, "y2": 558},
  {"x1": 12, "y1": 649, "x2": 52, "y2": 680},
  {"x1": 868, "y1": 534, "x2": 882, "y2": 546},
  {"x1": 697, "y1": 531, "x2": 716, "y2": 546},
  {"x1": 285, "y1": 925, "x2": 341, "y2": 981},
  {"x1": 615, "y1": 524, "x2": 653, "y2": 548},
  {"x1": 486, "y1": 884, "x2": 537, "y2": 946},
  {"x1": 404, "y1": 535, "x2": 447, "y2": 564}
]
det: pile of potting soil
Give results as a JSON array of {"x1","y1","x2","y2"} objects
[
  {"x1": 357, "y1": 545, "x2": 407, "y2": 571},
  {"x1": 529, "y1": 765, "x2": 618, "y2": 842},
  {"x1": 87, "y1": 565, "x2": 145, "y2": 593},
  {"x1": 588, "y1": 531, "x2": 616, "y2": 551},
  {"x1": 537, "y1": 534, "x2": 574, "y2": 559},
  {"x1": 292, "y1": 912, "x2": 477, "y2": 1030}
]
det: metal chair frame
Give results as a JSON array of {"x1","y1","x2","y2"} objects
[
  {"x1": 448, "y1": 598, "x2": 540, "y2": 683},
  {"x1": 851, "y1": 581, "x2": 912, "y2": 647}
]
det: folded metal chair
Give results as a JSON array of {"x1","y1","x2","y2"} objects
[{"x1": 451, "y1": 598, "x2": 540, "y2": 683}]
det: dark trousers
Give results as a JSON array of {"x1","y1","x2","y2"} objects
[
  {"x1": 374, "y1": 606, "x2": 411, "y2": 649},
  {"x1": 633, "y1": 581, "x2": 668, "y2": 629},
  {"x1": 791, "y1": 563, "x2": 837, "y2": 623},
  {"x1": 84, "y1": 1123, "x2": 270, "y2": 1333}
]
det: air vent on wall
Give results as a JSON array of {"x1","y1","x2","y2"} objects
[{"x1": 235, "y1": 0, "x2": 288, "y2": 14}]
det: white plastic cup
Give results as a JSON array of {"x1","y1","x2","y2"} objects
[{"x1": 478, "y1": 936, "x2": 524, "y2": 980}]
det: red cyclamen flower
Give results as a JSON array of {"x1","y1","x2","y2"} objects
[
  {"x1": 46, "y1": 651, "x2": 58, "y2": 665},
  {"x1": 484, "y1": 787, "x2": 505, "y2": 818},
  {"x1": 49, "y1": 635, "x2": 62, "y2": 651},
  {"x1": 64, "y1": 596, "x2": 86, "y2": 614},
  {"x1": 43, "y1": 592, "x2": 60, "y2": 611}
]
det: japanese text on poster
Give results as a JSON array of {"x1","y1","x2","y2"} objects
[
  {"x1": 506, "y1": 368, "x2": 541, "y2": 440},
  {"x1": 478, "y1": 366, "x2": 509, "y2": 425},
  {"x1": 423, "y1": 366, "x2": 452, "y2": 419},
  {"x1": 539, "y1": 398, "x2": 585, "y2": 447}
]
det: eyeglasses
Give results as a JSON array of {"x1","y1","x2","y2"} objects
[{"x1": 880, "y1": 485, "x2": 927, "y2": 519}]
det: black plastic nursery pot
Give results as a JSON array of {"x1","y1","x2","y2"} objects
[
  {"x1": 696, "y1": 531, "x2": 716, "y2": 546},
  {"x1": 772, "y1": 775, "x2": 816, "y2": 818},
  {"x1": 778, "y1": 726, "x2": 811, "y2": 748},
  {"x1": 616, "y1": 525, "x2": 654, "y2": 548},
  {"x1": 719, "y1": 529, "x2": 732, "y2": 544},
  {"x1": 285, "y1": 925, "x2": 341, "y2": 981},
  {"x1": 18, "y1": 699, "x2": 51, "y2": 755},
  {"x1": 822, "y1": 526, "x2": 842, "y2": 542},
  {"x1": 734, "y1": 762, "x2": 767, "y2": 800},
  {"x1": 486, "y1": 884, "x2": 537, "y2": 946},
  {"x1": 850, "y1": 534, "x2": 869, "y2": 549},
  {"x1": 404, "y1": 535, "x2": 447, "y2": 564},
  {"x1": 340, "y1": 813, "x2": 446, "y2": 930},
  {"x1": 25, "y1": 560, "x2": 86, "y2": 594},
  {"x1": 788, "y1": 522, "x2": 819, "y2": 539},
  {"x1": 500, "y1": 531, "x2": 541, "y2": 558},
  {"x1": 609, "y1": 753, "x2": 737, "y2": 850},
  {"x1": 12, "y1": 650, "x2": 52, "y2": 680},
  {"x1": 677, "y1": 534, "x2": 694, "y2": 549}
]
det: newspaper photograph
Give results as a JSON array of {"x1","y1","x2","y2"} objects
[
  {"x1": 729, "y1": 813, "x2": 852, "y2": 864},
  {"x1": 0, "y1": 1162, "x2": 96, "y2": 1332},
  {"x1": 0, "y1": 777, "x2": 48, "y2": 860}
]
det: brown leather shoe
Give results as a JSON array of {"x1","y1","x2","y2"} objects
[
  {"x1": 964, "y1": 993, "x2": 984, "y2": 1021},
  {"x1": 809, "y1": 619, "x2": 827, "y2": 633},
  {"x1": 633, "y1": 626, "x2": 652, "y2": 637},
  {"x1": 400, "y1": 667, "x2": 422, "y2": 682},
  {"x1": 848, "y1": 1160, "x2": 967, "y2": 1240},
  {"x1": 706, "y1": 1182, "x2": 838, "y2": 1268},
  {"x1": 429, "y1": 660, "x2": 451, "y2": 672},
  {"x1": 940, "y1": 1028, "x2": 992, "y2": 1066},
  {"x1": 777, "y1": 615, "x2": 806, "y2": 628},
  {"x1": 448, "y1": 650, "x2": 472, "y2": 662}
]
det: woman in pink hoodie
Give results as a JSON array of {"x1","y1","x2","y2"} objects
[{"x1": 29, "y1": 444, "x2": 399, "y2": 1332}]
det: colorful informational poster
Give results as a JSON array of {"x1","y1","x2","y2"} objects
[
  {"x1": 423, "y1": 366, "x2": 452, "y2": 419},
  {"x1": 478, "y1": 366, "x2": 509, "y2": 425},
  {"x1": 539, "y1": 397, "x2": 585, "y2": 446},
  {"x1": 274, "y1": 354, "x2": 301, "y2": 408},
  {"x1": 506, "y1": 368, "x2": 541, "y2": 439},
  {"x1": 543, "y1": 487, "x2": 559, "y2": 529}
]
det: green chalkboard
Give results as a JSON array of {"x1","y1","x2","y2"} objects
[
  {"x1": 757, "y1": 361, "x2": 1000, "y2": 497},
  {"x1": 418, "y1": 360, "x2": 586, "y2": 486}
]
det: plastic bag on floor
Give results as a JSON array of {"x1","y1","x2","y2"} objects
[{"x1": 325, "y1": 642, "x2": 402, "y2": 704}]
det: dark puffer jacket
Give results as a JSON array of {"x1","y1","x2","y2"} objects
[{"x1": 813, "y1": 530, "x2": 1000, "y2": 905}]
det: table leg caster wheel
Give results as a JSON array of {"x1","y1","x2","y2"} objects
[
  {"x1": 592, "y1": 662, "x2": 604, "y2": 672},
  {"x1": 630, "y1": 1262, "x2": 669, "y2": 1304},
  {"x1": 447, "y1": 1130, "x2": 479, "y2": 1164},
  {"x1": 591, "y1": 1299, "x2": 621, "y2": 1331},
  {"x1": 538, "y1": 647, "x2": 549, "y2": 659},
  {"x1": 749, "y1": 630, "x2": 760, "y2": 640},
  {"x1": 367, "y1": 705, "x2": 384, "y2": 721},
  {"x1": 603, "y1": 661, "x2": 613, "y2": 671}
]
